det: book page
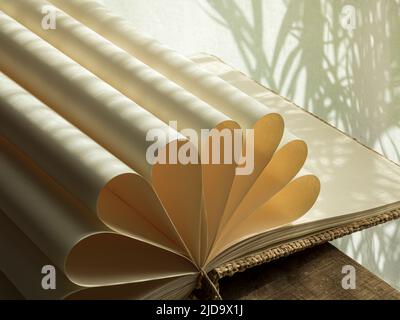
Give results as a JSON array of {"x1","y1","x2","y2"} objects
[
  {"x1": 25, "y1": 0, "x2": 290, "y2": 256},
  {"x1": 0, "y1": 208, "x2": 197, "y2": 299},
  {"x1": 196, "y1": 54, "x2": 400, "y2": 221},
  {"x1": 0, "y1": 73, "x2": 185, "y2": 255},
  {"x1": 0, "y1": 1, "x2": 328, "y2": 296},
  {"x1": 0, "y1": 10, "x2": 211, "y2": 262},
  {"x1": 0, "y1": 139, "x2": 197, "y2": 289},
  {"x1": 0, "y1": 6, "x2": 236, "y2": 263},
  {"x1": 193, "y1": 54, "x2": 400, "y2": 261},
  {"x1": 0, "y1": 1, "x2": 283, "y2": 264},
  {"x1": 0, "y1": 1, "x2": 326, "y2": 265}
]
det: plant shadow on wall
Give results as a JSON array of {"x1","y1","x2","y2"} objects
[{"x1": 201, "y1": 0, "x2": 400, "y2": 289}]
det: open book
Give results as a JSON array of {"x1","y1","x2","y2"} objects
[{"x1": 0, "y1": 0, "x2": 400, "y2": 300}]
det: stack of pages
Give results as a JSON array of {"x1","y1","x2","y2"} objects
[{"x1": 0, "y1": 0, "x2": 400, "y2": 299}]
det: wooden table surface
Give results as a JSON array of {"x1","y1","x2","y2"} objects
[{"x1": 219, "y1": 243, "x2": 400, "y2": 300}]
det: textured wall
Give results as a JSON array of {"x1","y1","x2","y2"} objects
[{"x1": 100, "y1": 0, "x2": 400, "y2": 290}]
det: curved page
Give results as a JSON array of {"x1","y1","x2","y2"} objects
[
  {"x1": 0, "y1": 6, "x2": 321, "y2": 274},
  {"x1": 0, "y1": 13, "x2": 204, "y2": 262},
  {"x1": 192, "y1": 54, "x2": 400, "y2": 264},
  {"x1": 0, "y1": 72, "x2": 185, "y2": 255},
  {"x1": 0, "y1": 209, "x2": 197, "y2": 299},
  {"x1": 0, "y1": 0, "x2": 287, "y2": 253},
  {"x1": 0, "y1": 139, "x2": 197, "y2": 289}
]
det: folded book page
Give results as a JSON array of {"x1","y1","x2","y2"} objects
[
  {"x1": 0, "y1": 207, "x2": 197, "y2": 299},
  {"x1": 0, "y1": 1, "x2": 320, "y2": 266},
  {"x1": 191, "y1": 54, "x2": 400, "y2": 265},
  {"x1": 0, "y1": 1, "x2": 346, "y2": 299},
  {"x1": 43, "y1": 0, "x2": 288, "y2": 254}
]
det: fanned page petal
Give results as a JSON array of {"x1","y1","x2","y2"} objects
[
  {"x1": 0, "y1": 12, "x2": 206, "y2": 260},
  {"x1": 33, "y1": 0, "x2": 311, "y2": 248},
  {"x1": 0, "y1": 209, "x2": 197, "y2": 299},
  {"x1": 0, "y1": 71, "x2": 187, "y2": 256},
  {"x1": 0, "y1": 0, "x2": 324, "y2": 299},
  {"x1": 213, "y1": 175, "x2": 321, "y2": 256},
  {"x1": 219, "y1": 136, "x2": 309, "y2": 238},
  {"x1": 0, "y1": 139, "x2": 197, "y2": 291}
]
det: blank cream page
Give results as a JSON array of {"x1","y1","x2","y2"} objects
[{"x1": 194, "y1": 54, "x2": 400, "y2": 225}]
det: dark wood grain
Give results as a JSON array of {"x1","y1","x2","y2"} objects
[{"x1": 219, "y1": 243, "x2": 400, "y2": 300}]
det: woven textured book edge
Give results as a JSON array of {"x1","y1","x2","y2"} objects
[{"x1": 190, "y1": 207, "x2": 400, "y2": 299}]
